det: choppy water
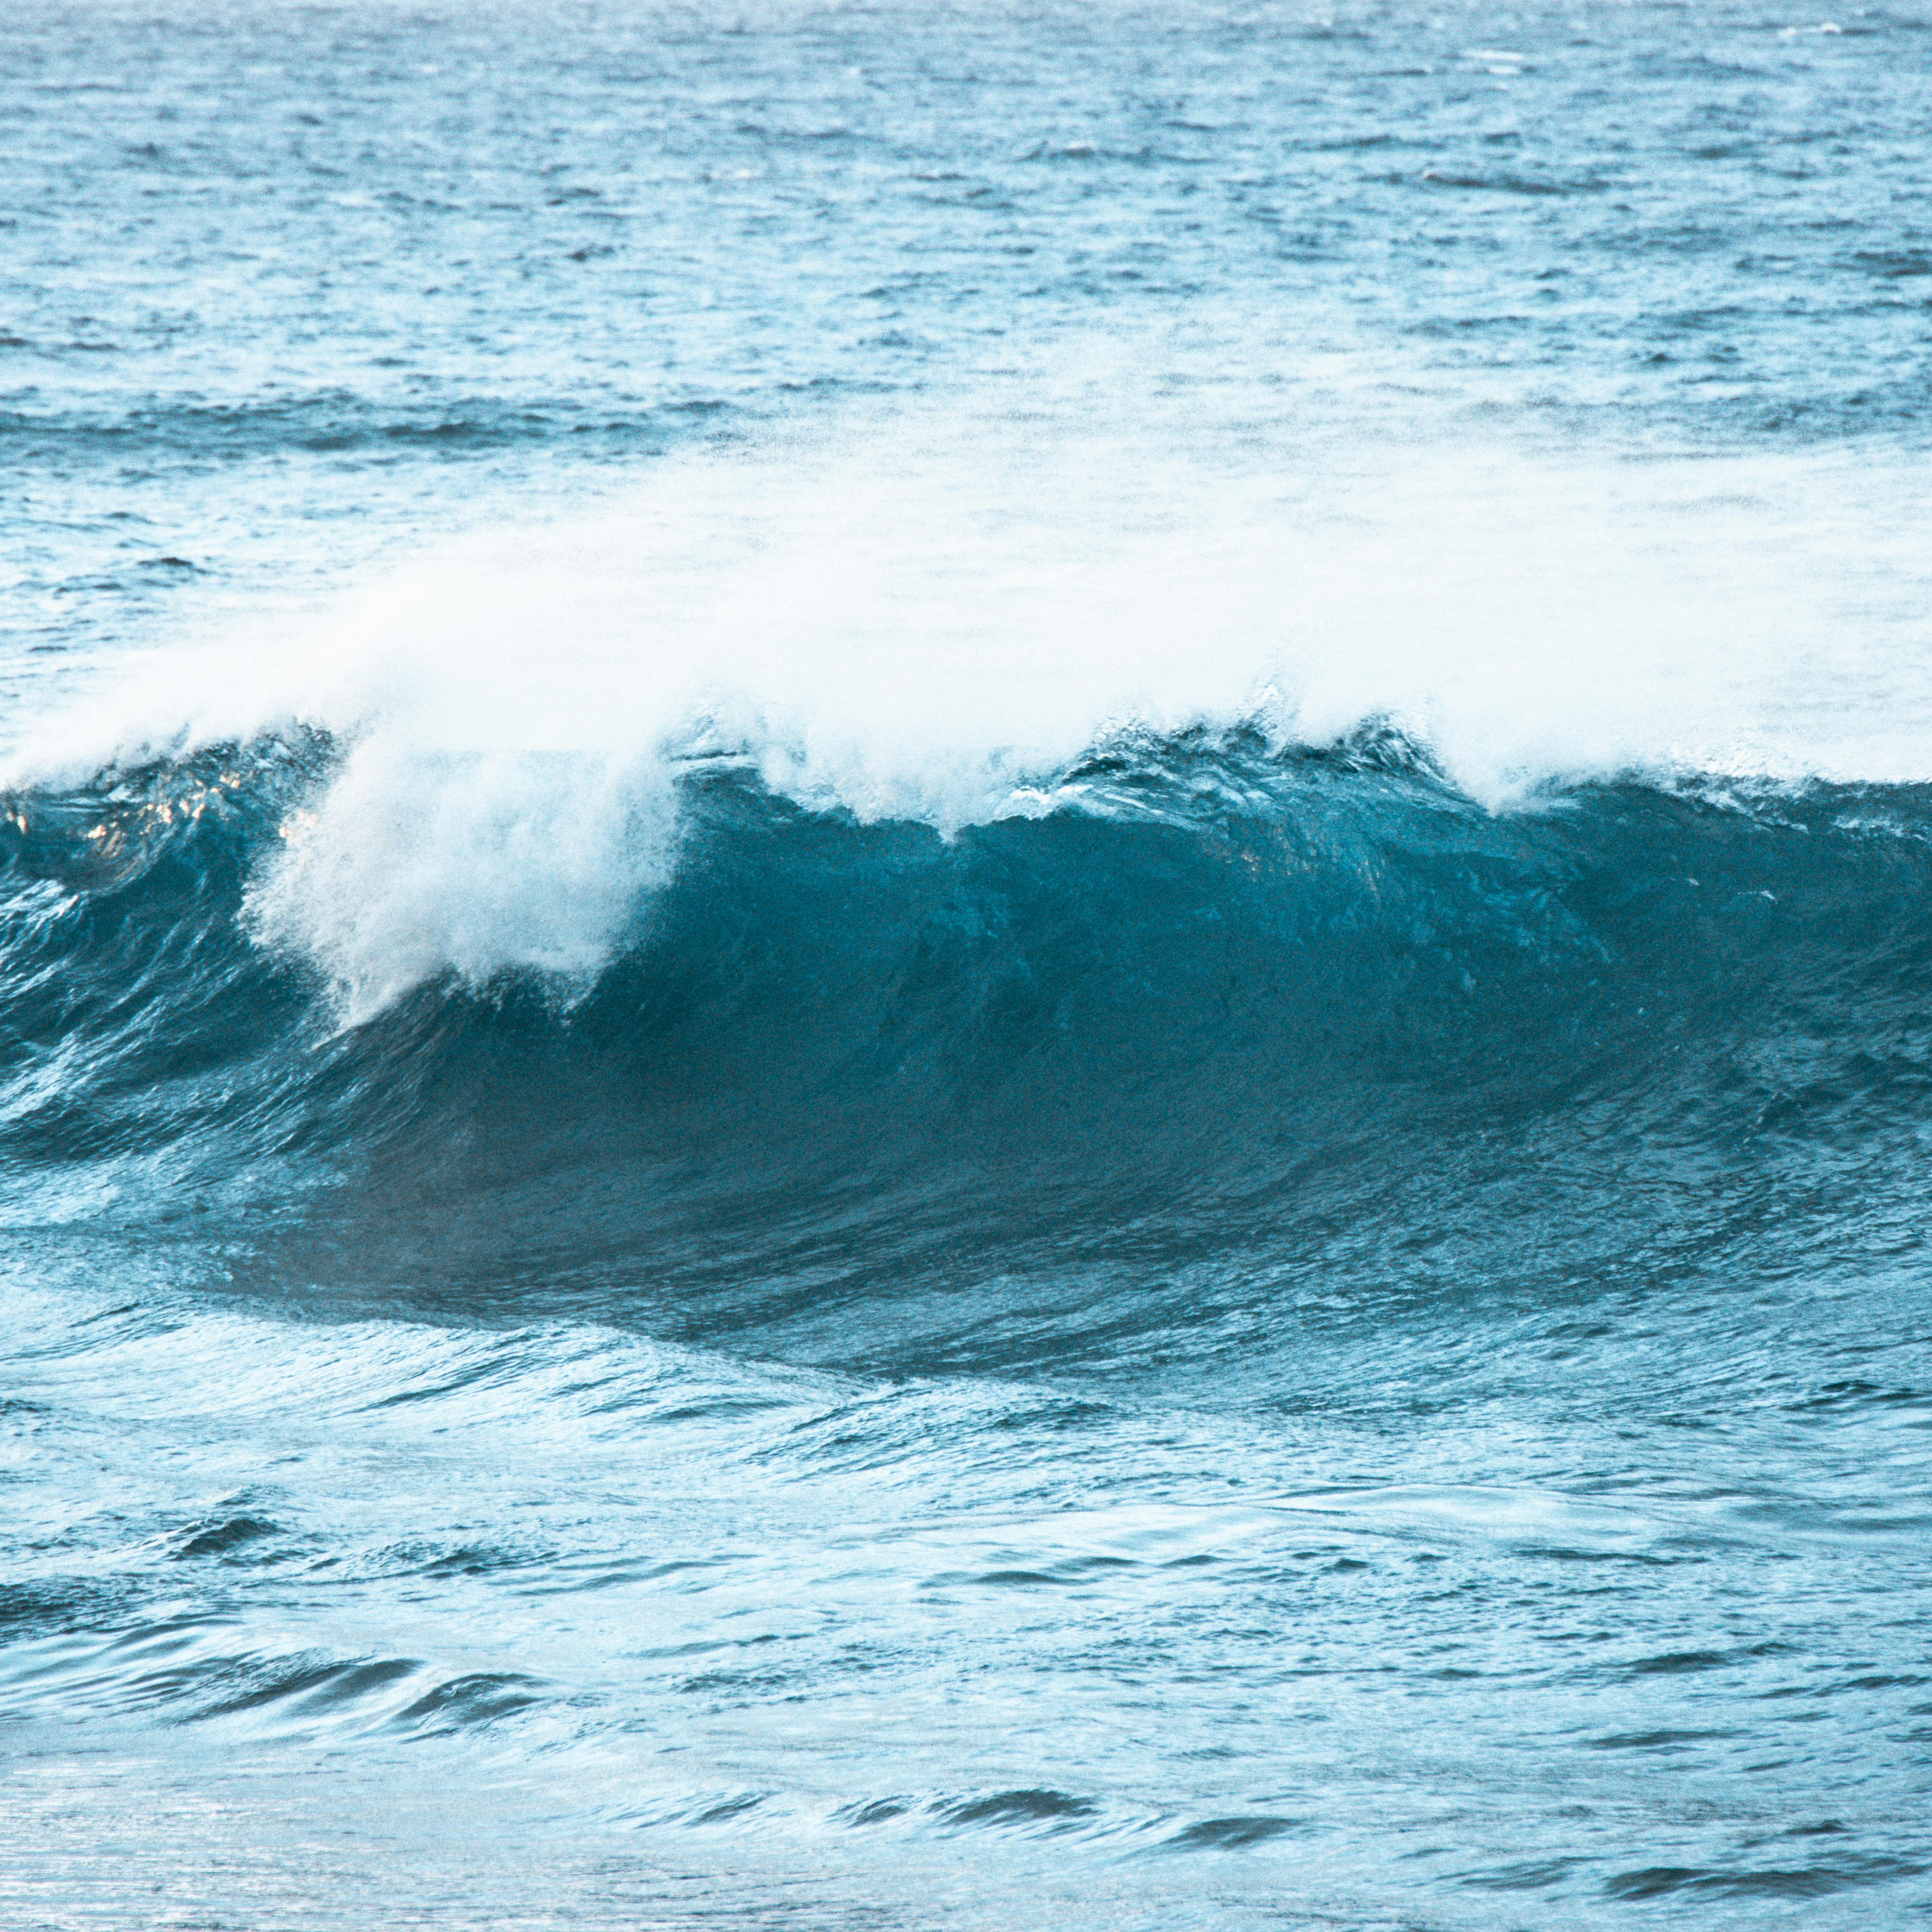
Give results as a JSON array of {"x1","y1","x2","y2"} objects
[{"x1": 5, "y1": 2, "x2": 1932, "y2": 1926}]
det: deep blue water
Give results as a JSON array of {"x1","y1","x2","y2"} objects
[{"x1": 4, "y1": 3, "x2": 1932, "y2": 1926}]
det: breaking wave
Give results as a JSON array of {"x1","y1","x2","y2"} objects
[
  {"x1": 7, "y1": 722, "x2": 1932, "y2": 1345},
  {"x1": 5, "y1": 418, "x2": 1931, "y2": 1331}
]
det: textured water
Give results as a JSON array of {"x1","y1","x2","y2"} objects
[{"x1": 5, "y1": 3, "x2": 1932, "y2": 1926}]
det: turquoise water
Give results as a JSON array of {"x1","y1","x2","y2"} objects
[{"x1": 4, "y1": 3, "x2": 1932, "y2": 1926}]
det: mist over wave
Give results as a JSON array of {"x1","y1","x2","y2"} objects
[{"x1": 9, "y1": 408, "x2": 1929, "y2": 1018}]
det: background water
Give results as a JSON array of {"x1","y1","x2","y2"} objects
[{"x1": 5, "y1": 2, "x2": 1932, "y2": 1926}]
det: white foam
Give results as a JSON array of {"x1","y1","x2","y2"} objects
[{"x1": 9, "y1": 393, "x2": 1929, "y2": 1018}]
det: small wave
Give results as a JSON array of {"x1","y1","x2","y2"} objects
[
  {"x1": 172, "y1": 1514, "x2": 280, "y2": 1561},
  {"x1": 3, "y1": 1613, "x2": 548, "y2": 1741},
  {"x1": 1604, "y1": 1855, "x2": 1926, "y2": 1901},
  {"x1": 1163, "y1": 1815, "x2": 1303, "y2": 1852},
  {"x1": 932, "y1": 1788, "x2": 1098, "y2": 1834}
]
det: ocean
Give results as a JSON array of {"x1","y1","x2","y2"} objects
[{"x1": 3, "y1": 1, "x2": 1931, "y2": 1925}]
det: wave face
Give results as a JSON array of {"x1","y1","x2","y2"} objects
[{"x1": 8, "y1": 733, "x2": 1932, "y2": 1343}]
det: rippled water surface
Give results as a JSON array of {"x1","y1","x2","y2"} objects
[{"x1": 5, "y1": 2, "x2": 1932, "y2": 1926}]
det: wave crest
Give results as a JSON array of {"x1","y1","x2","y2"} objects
[{"x1": 9, "y1": 416, "x2": 1930, "y2": 1017}]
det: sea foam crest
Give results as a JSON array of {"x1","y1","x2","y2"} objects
[{"x1": 8, "y1": 406, "x2": 1927, "y2": 1019}]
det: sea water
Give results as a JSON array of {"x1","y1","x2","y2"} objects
[{"x1": 3, "y1": 2, "x2": 1931, "y2": 1925}]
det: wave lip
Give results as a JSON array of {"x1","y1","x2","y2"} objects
[{"x1": 9, "y1": 418, "x2": 1932, "y2": 1024}]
